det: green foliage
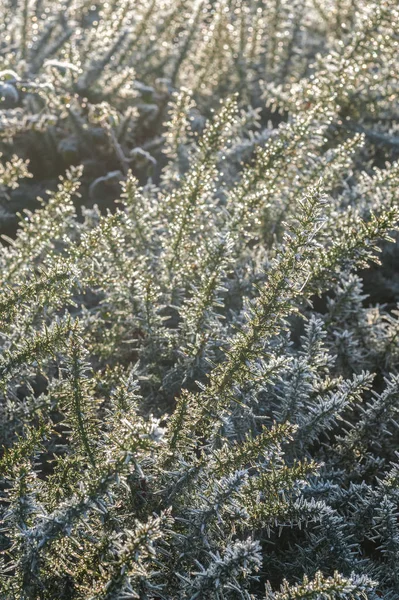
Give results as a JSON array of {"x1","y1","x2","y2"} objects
[{"x1": 1, "y1": 1, "x2": 399, "y2": 599}]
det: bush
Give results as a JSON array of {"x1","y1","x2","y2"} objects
[{"x1": 1, "y1": 1, "x2": 399, "y2": 599}]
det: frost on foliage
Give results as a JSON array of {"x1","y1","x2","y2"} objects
[{"x1": 1, "y1": 1, "x2": 399, "y2": 599}]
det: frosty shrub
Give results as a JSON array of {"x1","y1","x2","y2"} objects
[{"x1": 0, "y1": 1, "x2": 399, "y2": 599}]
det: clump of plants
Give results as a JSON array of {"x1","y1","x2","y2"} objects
[{"x1": 1, "y1": 1, "x2": 399, "y2": 599}]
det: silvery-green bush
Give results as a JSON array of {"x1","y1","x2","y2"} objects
[{"x1": 1, "y1": 1, "x2": 399, "y2": 599}]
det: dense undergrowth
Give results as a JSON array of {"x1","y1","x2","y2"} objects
[{"x1": 1, "y1": 1, "x2": 399, "y2": 598}]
